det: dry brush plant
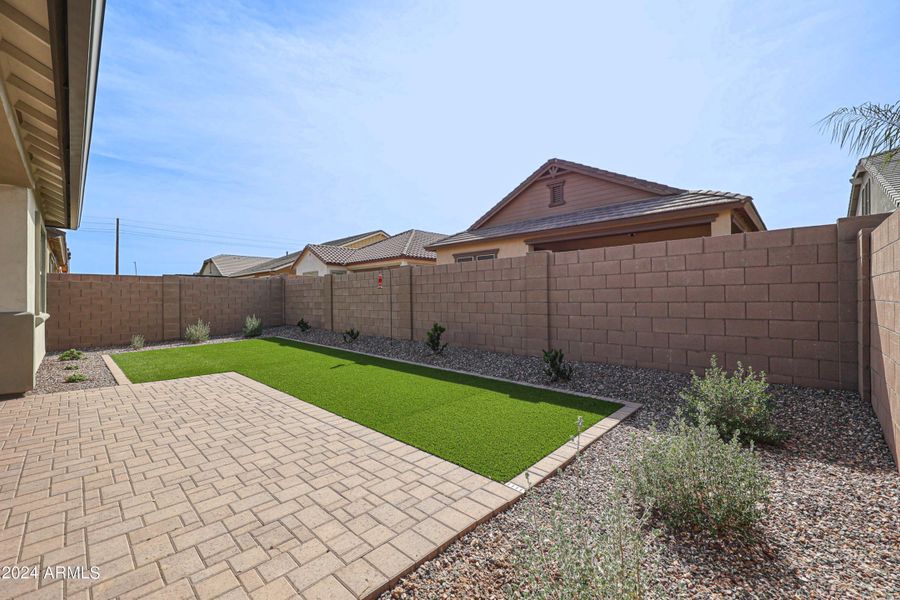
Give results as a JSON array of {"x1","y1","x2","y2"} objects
[
  {"x1": 509, "y1": 418, "x2": 662, "y2": 599},
  {"x1": 184, "y1": 320, "x2": 210, "y2": 343},
  {"x1": 629, "y1": 415, "x2": 770, "y2": 538}
]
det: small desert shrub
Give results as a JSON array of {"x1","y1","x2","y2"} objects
[
  {"x1": 65, "y1": 373, "x2": 87, "y2": 383},
  {"x1": 297, "y1": 318, "x2": 311, "y2": 332},
  {"x1": 630, "y1": 415, "x2": 769, "y2": 537},
  {"x1": 64, "y1": 365, "x2": 79, "y2": 371},
  {"x1": 184, "y1": 320, "x2": 210, "y2": 344},
  {"x1": 510, "y1": 420, "x2": 660, "y2": 599},
  {"x1": 680, "y1": 356, "x2": 783, "y2": 444},
  {"x1": 59, "y1": 349, "x2": 83, "y2": 361},
  {"x1": 130, "y1": 334, "x2": 145, "y2": 350},
  {"x1": 424, "y1": 323, "x2": 447, "y2": 355},
  {"x1": 543, "y1": 348, "x2": 574, "y2": 382},
  {"x1": 243, "y1": 314, "x2": 263, "y2": 337},
  {"x1": 343, "y1": 328, "x2": 360, "y2": 344}
]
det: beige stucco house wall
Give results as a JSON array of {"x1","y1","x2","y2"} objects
[
  {"x1": 0, "y1": 186, "x2": 49, "y2": 393},
  {"x1": 0, "y1": 0, "x2": 104, "y2": 395},
  {"x1": 848, "y1": 154, "x2": 898, "y2": 217}
]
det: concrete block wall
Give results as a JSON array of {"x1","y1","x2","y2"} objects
[
  {"x1": 284, "y1": 275, "x2": 325, "y2": 329},
  {"x1": 331, "y1": 271, "x2": 393, "y2": 338},
  {"x1": 547, "y1": 221, "x2": 873, "y2": 390},
  {"x1": 177, "y1": 276, "x2": 282, "y2": 337},
  {"x1": 47, "y1": 275, "x2": 165, "y2": 349},
  {"x1": 47, "y1": 275, "x2": 283, "y2": 350},
  {"x1": 868, "y1": 209, "x2": 900, "y2": 467},
  {"x1": 412, "y1": 255, "x2": 536, "y2": 355}
]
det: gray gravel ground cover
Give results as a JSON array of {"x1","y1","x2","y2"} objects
[
  {"x1": 29, "y1": 325, "x2": 900, "y2": 598},
  {"x1": 30, "y1": 333, "x2": 247, "y2": 394}
]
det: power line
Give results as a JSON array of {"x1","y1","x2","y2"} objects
[
  {"x1": 80, "y1": 217, "x2": 302, "y2": 246},
  {"x1": 76, "y1": 227, "x2": 297, "y2": 252}
]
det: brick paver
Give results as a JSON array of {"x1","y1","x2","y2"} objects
[{"x1": 0, "y1": 373, "x2": 519, "y2": 599}]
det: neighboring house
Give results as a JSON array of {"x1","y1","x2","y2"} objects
[
  {"x1": 232, "y1": 251, "x2": 302, "y2": 278},
  {"x1": 197, "y1": 231, "x2": 389, "y2": 278},
  {"x1": 197, "y1": 254, "x2": 273, "y2": 277},
  {"x1": 426, "y1": 158, "x2": 765, "y2": 264},
  {"x1": 847, "y1": 151, "x2": 900, "y2": 217},
  {"x1": 230, "y1": 230, "x2": 390, "y2": 278},
  {"x1": 0, "y1": 0, "x2": 104, "y2": 395},
  {"x1": 293, "y1": 229, "x2": 446, "y2": 275}
]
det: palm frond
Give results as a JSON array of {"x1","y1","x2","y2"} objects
[{"x1": 818, "y1": 101, "x2": 900, "y2": 161}]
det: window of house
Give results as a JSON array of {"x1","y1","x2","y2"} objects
[
  {"x1": 862, "y1": 182, "x2": 871, "y2": 215},
  {"x1": 548, "y1": 180, "x2": 565, "y2": 206},
  {"x1": 454, "y1": 250, "x2": 497, "y2": 263}
]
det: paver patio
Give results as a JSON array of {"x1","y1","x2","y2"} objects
[{"x1": 0, "y1": 372, "x2": 521, "y2": 599}]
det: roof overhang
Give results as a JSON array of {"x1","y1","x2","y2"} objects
[
  {"x1": 47, "y1": 226, "x2": 67, "y2": 268},
  {"x1": 523, "y1": 214, "x2": 718, "y2": 246},
  {"x1": 0, "y1": 0, "x2": 105, "y2": 229}
]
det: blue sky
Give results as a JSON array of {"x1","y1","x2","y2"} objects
[{"x1": 70, "y1": 0, "x2": 900, "y2": 275}]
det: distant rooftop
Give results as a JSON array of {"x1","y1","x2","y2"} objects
[
  {"x1": 319, "y1": 230, "x2": 389, "y2": 247},
  {"x1": 201, "y1": 254, "x2": 273, "y2": 277},
  {"x1": 306, "y1": 229, "x2": 447, "y2": 265}
]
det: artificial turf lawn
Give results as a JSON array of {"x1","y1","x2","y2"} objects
[{"x1": 112, "y1": 338, "x2": 620, "y2": 481}]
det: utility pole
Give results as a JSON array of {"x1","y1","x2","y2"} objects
[
  {"x1": 133, "y1": 261, "x2": 137, "y2": 275},
  {"x1": 115, "y1": 217, "x2": 120, "y2": 275}
]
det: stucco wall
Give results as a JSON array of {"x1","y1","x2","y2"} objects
[{"x1": 0, "y1": 185, "x2": 49, "y2": 394}]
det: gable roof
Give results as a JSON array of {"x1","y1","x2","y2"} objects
[
  {"x1": 428, "y1": 191, "x2": 762, "y2": 249},
  {"x1": 299, "y1": 230, "x2": 447, "y2": 267},
  {"x1": 201, "y1": 254, "x2": 273, "y2": 277},
  {"x1": 319, "y1": 230, "x2": 389, "y2": 247},
  {"x1": 231, "y1": 251, "x2": 303, "y2": 277},
  {"x1": 849, "y1": 150, "x2": 900, "y2": 215},
  {"x1": 469, "y1": 158, "x2": 686, "y2": 230}
]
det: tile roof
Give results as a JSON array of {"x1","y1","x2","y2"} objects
[
  {"x1": 862, "y1": 151, "x2": 900, "y2": 207},
  {"x1": 305, "y1": 244, "x2": 359, "y2": 264},
  {"x1": 428, "y1": 191, "x2": 754, "y2": 248},
  {"x1": 205, "y1": 254, "x2": 274, "y2": 277},
  {"x1": 306, "y1": 230, "x2": 447, "y2": 265},
  {"x1": 319, "y1": 230, "x2": 389, "y2": 247},
  {"x1": 230, "y1": 251, "x2": 303, "y2": 277}
]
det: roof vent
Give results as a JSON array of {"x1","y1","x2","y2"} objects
[{"x1": 548, "y1": 180, "x2": 565, "y2": 207}]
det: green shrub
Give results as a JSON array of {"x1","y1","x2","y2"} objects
[
  {"x1": 630, "y1": 415, "x2": 769, "y2": 537},
  {"x1": 64, "y1": 365, "x2": 79, "y2": 371},
  {"x1": 184, "y1": 320, "x2": 210, "y2": 343},
  {"x1": 65, "y1": 373, "x2": 87, "y2": 383},
  {"x1": 297, "y1": 318, "x2": 311, "y2": 332},
  {"x1": 342, "y1": 328, "x2": 360, "y2": 344},
  {"x1": 130, "y1": 334, "x2": 145, "y2": 350},
  {"x1": 510, "y1": 421, "x2": 660, "y2": 599},
  {"x1": 59, "y1": 349, "x2": 83, "y2": 361},
  {"x1": 243, "y1": 314, "x2": 263, "y2": 337},
  {"x1": 425, "y1": 323, "x2": 447, "y2": 355},
  {"x1": 543, "y1": 348, "x2": 574, "y2": 382},
  {"x1": 680, "y1": 356, "x2": 783, "y2": 444}
]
